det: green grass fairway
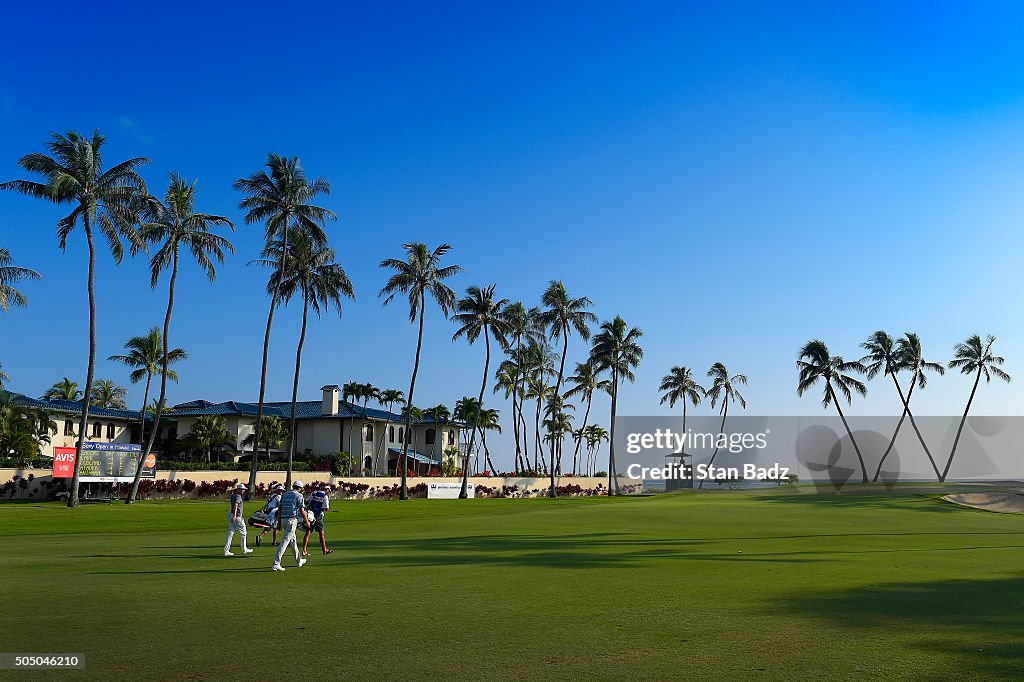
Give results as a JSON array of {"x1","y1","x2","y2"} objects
[{"x1": 3, "y1": 492, "x2": 1024, "y2": 680}]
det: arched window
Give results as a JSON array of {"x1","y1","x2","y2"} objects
[
  {"x1": 448, "y1": 430, "x2": 455, "y2": 445},
  {"x1": 91, "y1": 422, "x2": 102, "y2": 438},
  {"x1": 364, "y1": 424, "x2": 374, "y2": 442},
  {"x1": 64, "y1": 420, "x2": 75, "y2": 436},
  {"x1": 389, "y1": 426, "x2": 395, "y2": 442},
  {"x1": 363, "y1": 455, "x2": 372, "y2": 472},
  {"x1": 398, "y1": 427, "x2": 404, "y2": 445},
  {"x1": 106, "y1": 423, "x2": 116, "y2": 439},
  {"x1": 425, "y1": 428, "x2": 436, "y2": 445}
]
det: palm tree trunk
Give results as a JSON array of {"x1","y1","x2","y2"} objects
[
  {"x1": 899, "y1": 378, "x2": 942, "y2": 481},
  {"x1": 122, "y1": 374, "x2": 151, "y2": 502},
  {"x1": 400, "y1": 297, "x2": 426, "y2": 500},
  {"x1": 872, "y1": 376, "x2": 916, "y2": 481},
  {"x1": 248, "y1": 212, "x2": 288, "y2": 498},
  {"x1": 285, "y1": 290, "x2": 310, "y2": 488},
  {"x1": 130, "y1": 250, "x2": 178, "y2": 504},
  {"x1": 608, "y1": 368, "x2": 619, "y2": 495},
  {"x1": 941, "y1": 367, "x2": 983, "y2": 483},
  {"x1": 534, "y1": 397, "x2": 546, "y2": 474},
  {"x1": 460, "y1": 326, "x2": 490, "y2": 498},
  {"x1": 698, "y1": 401, "x2": 728, "y2": 490},
  {"x1": 828, "y1": 382, "x2": 869, "y2": 483},
  {"x1": 70, "y1": 215, "x2": 97, "y2": 508}
]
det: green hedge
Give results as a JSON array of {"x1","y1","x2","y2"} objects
[{"x1": 0, "y1": 457, "x2": 51, "y2": 469}]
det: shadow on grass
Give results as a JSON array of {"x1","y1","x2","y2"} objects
[{"x1": 779, "y1": 573, "x2": 1024, "y2": 678}]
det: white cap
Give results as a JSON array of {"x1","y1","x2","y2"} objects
[
  {"x1": 292, "y1": 480, "x2": 303, "y2": 488},
  {"x1": 272, "y1": 484, "x2": 284, "y2": 491},
  {"x1": 234, "y1": 483, "x2": 247, "y2": 490}
]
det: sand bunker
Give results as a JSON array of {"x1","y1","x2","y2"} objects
[{"x1": 943, "y1": 491, "x2": 1024, "y2": 513}]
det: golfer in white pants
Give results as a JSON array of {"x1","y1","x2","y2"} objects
[
  {"x1": 272, "y1": 480, "x2": 310, "y2": 571},
  {"x1": 223, "y1": 483, "x2": 254, "y2": 556}
]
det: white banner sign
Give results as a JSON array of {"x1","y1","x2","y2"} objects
[{"x1": 427, "y1": 482, "x2": 474, "y2": 499}]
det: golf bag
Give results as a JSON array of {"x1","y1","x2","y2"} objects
[{"x1": 248, "y1": 503, "x2": 272, "y2": 529}]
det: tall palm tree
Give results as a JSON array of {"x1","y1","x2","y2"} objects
[
  {"x1": 342, "y1": 380, "x2": 360, "y2": 459},
  {"x1": 374, "y1": 389, "x2": 405, "y2": 475},
  {"x1": 861, "y1": 331, "x2": 943, "y2": 480},
  {"x1": 658, "y1": 365, "x2": 705, "y2": 473},
  {"x1": 132, "y1": 173, "x2": 233, "y2": 503},
  {"x1": 0, "y1": 247, "x2": 41, "y2": 312},
  {"x1": 240, "y1": 415, "x2": 288, "y2": 466},
  {"x1": 235, "y1": 154, "x2": 334, "y2": 497},
  {"x1": 2, "y1": 130, "x2": 149, "y2": 506},
  {"x1": 700, "y1": 363, "x2": 749, "y2": 489},
  {"x1": 109, "y1": 327, "x2": 187, "y2": 449},
  {"x1": 524, "y1": 373, "x2": 553, "y2": 474},
  {"x1": 477, "y1": 407, "x2": 502, "y2": 473},
  {"x1": 584, "y1": 424, "x2": 609, "y2": 476},
  {"x1": 797, "y1": 340, "x2": 869, "y2": 483},
  {"x1": 380, "y1": 243, "x2": 461, "y2": 499},
  {"x1": 943, "y1": 334, "x2": 1011, "y2": 482},
  {"x1": 452, "y1": 285, "x2": 511, "y2": 496},
  {"x1": 89, "y1": 379, "x2": 128, "y2": 409},
  {"x1": 44, "y1": 378, "x2": 82, "y2": 401},
  {"x1": 493, "y1": 361, "x2": 525, "y2": 472},
  {"x1": 565, "y1": 361, "x2": 608, "y2": 475},
  {"x1": 538, "y1": 282, "x2": 596, "y2": 496},
  {"x1": 500, "y1": 302, "x2": 543, "y2": 470},
  {"x1": 453, "y1": 397, "x2": 481, "y2": 474},
  {"x1": 254, "y1": 229, "x2": 352, "y2": 486},
  {"x1": 589, "y1": 316, "x2": 643, "y2": 495}
]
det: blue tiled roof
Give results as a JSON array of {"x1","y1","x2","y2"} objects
[
  {"x1": 167, "y1": 398, "x2": 462, "y2": 425},
  {"x1": 1, "y1": 389, "x2": 149, "y2": 421}
]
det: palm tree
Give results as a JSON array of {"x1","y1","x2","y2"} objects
[
  {"x1": 477, "y1": 407, "x2": 502, "y2": 474},
  {"x1": 356, "y1": 383, "x2": 380, "y2": 471},
  {"x1": 0, "y1": 247, "x2": 41, "y2": 312},
  {"x1": 424, "y1": 403, "x2": 451, "y2": 463},
  {"x1": 0, "y1": 395, "x2": 54, "y2": 465},
  {"x1": 861, "y1": 331, "x2": 943, "y2": 480},
  {"x1": 500, "y1": 302, "x2": 543, "y2": 471},
  {"x1": 188, "y1": 414, "x2": 236, "y2": 464},
  {"x1": 235, "y1": 154, "x2": 334, "y2": 497},
  {"x1": 943, "y1": 334, "x2": 1011, "y2": 482},
  {"x1": 109, "y1": 327, "x2": 187, "y2": 451},
  {"x1": 538, "y1": 282, "x2": 596, "y2": 495},
  {"x1": 584, "y1": 424, "x2": 609, "y2": 476},
  {"x1": 342, "y1": 380, "x2": 360, "y2": 459},
  {"x1": 452, "y1": 285, "x2": 511, "y2": 497},
  {"x1": 589, "y1": 316, "x2": 643, "y2": 494},
  {"x1": 89, "y1": 379, "x2": 128, "y2": 409},
  {"x1": 44, "y1": 378, "x2": 82, "y2": 401},
  {"x1": 374, "y1": 389, "x2": 405, "y2": 475},
  {"x1": 524, "y1": 373, "x2": 553, "y2": 474},
  {"x1": 797, "y1": 340, "x2": 869, "y2": 483},
  {"x1": 453, "y1": 397, "x2": 481, "y2": 475},
  {"x1": 700, "y1": 363, "x2": 749, "y2": 489},
  {"x1": 0, "y1": 362, "x2": 9, "y2": 390},
  {"x1": 254, "y1": 229, "x2": 352, "y2": 487},
  {"x1": 132, "y1": 173, "x2": 233, "y2": 503},
  {"x1": 2, "y1": 130, "x2": 149, "y2": 506},
  {"x1": 659, "y1": 366, "x2": 705, "y2": 475},
  {"x1": 240, "y1": 415, "x2": 288, "y2": 466},
  {"x1": 380, "y1": 243, "x2": 461, "y2": 499},
  {"x1": 493, "y1": 361, "x2": 525, "y2": 472},
  {"x1": 543, "y1": 399, "x2": 574, "y2": 476},
  {"x1": 565, "y1": 362, "x2": 608, "y2": 474}
]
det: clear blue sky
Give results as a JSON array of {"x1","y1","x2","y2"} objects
[{"x1": 2, "y1": 1, "x2": 1022, "y2": 468}]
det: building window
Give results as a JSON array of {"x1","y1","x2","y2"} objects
[
  {"x1": 64, "y1": 420, "x2": 75, "y2": 437},
  {"x1": 106, "y1": 423, "x2": 116, "y2": 439},
  {"x1": 389, "y1": 425, "x2": 395, "y2": 442},
  {"x1": 364, "y1": 424, "x2": 374, "y2": 442},
  {"x1": 448, "y1": 430, "x2": 455, "y2": 445},
  {"x1": 91, "y1": 422, "x2": 102, "y2": 438},
  {"x1": 363, "y1": 455, "x2": 372, "y2": 472},
  {"x1": 398, "y1": 427, "x2": 404, "y2": 445},
  {"x1": 425, "y1": 428, "x2": 436, "y2": 445}
]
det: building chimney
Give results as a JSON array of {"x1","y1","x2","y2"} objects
[{"x1": 321, "y1": 385, "x2": 339, "y2": 416}]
